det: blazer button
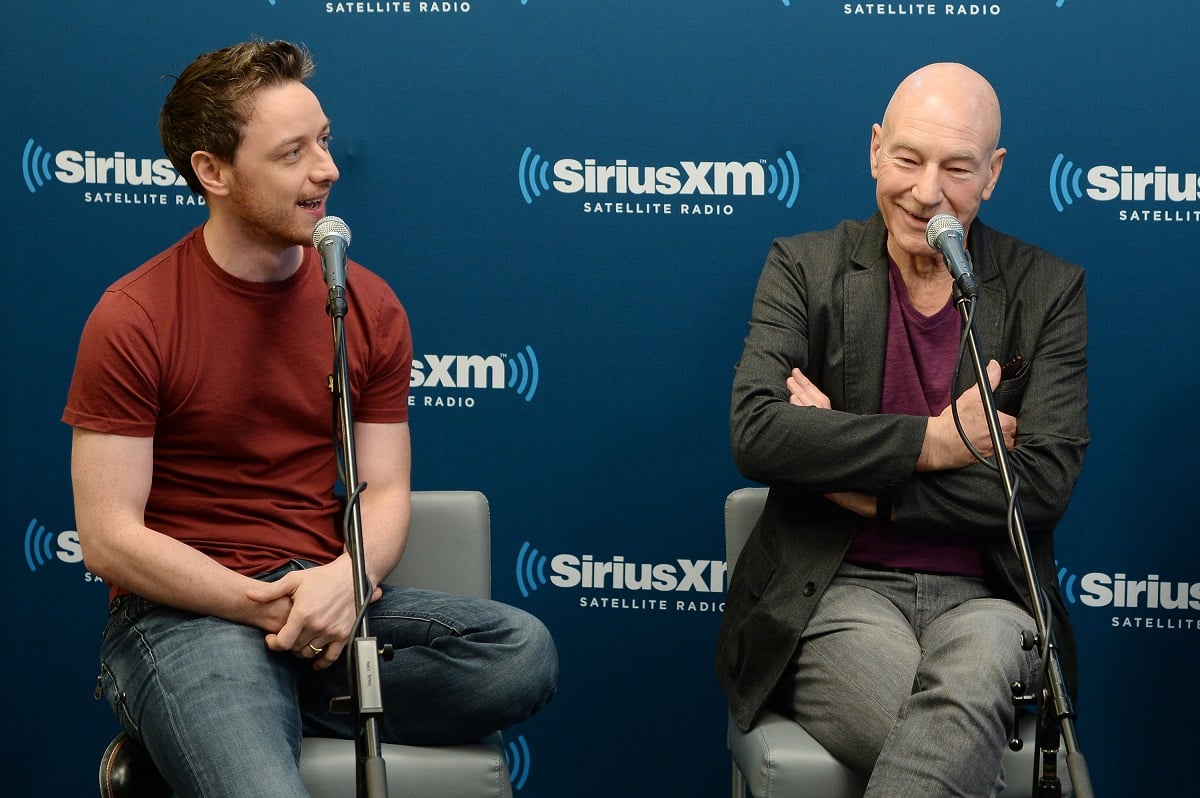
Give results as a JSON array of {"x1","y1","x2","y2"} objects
[{"x1": 802, "y1": 582, "x2": 816, "y2": 597}]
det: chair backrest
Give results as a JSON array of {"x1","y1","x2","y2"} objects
[
  {"x1": 383, "y1": 490, "x2": 491, "y2": 599},
  {"x1": 725, "y1": 487, "x2": 769, "y2": 573}
]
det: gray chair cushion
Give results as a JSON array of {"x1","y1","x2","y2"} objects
[{"x1": 300, "y1": 735, "x2": 512, "y2": 798}]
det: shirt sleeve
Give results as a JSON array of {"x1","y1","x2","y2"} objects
[
  {"x1": 351, "y1": 279, "x2": 413, "y2": 425},
  {"x1": 62, "y1": 290, "x2": 162, "y2": 437}
]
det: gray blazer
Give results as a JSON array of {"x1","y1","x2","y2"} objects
[{"x1": 717, "y1": 213, "x2": 1088, "y2": 731}]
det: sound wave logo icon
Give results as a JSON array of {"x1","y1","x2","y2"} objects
[
  {"x1": 505, "y1": 735, "x2": 532, "y2": 790},
  {"x1": 24, "y1": 518, "x2": 55, "y2": 572},
  {"x1": 516, "y1": 541, "x2": 549, "y2": 598},
  {"x1": 1049, "y1": 153, "x2": 1085, "y2": 213},
  {"x1": 518, "y1": 147, "x2": 551, "y2": 205},
  {"x1": 767, "y1": 151, "x2": 801, "y2": 209},
  {"x1": 507, "y1": 345, "x2": 539, "y2": 401},
  {"x1": 22, "y1": 139, "x2": 56, "y2": 194},
  {"x1": 1056, "y1": 560, "x2": 1078, "y2": 605}
]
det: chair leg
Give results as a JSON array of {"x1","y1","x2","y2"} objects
[{"x1": 732, "y1": 756, "x2": 747, "y2": 798}]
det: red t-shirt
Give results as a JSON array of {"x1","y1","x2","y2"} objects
[{"x1": 63, "y1": 226, "x2": 412, "y2": 595}]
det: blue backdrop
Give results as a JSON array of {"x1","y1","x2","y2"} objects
[{"x1": 4, "y1": 1, "x2": 1197, "y2": 794}]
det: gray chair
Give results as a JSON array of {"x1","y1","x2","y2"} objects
[
  {"x1": 724, "y1": 487, "x2": 1050, "y2": 798},
  {"x1": 100, "y1": 490, "x2": 513, "y2": 798}
]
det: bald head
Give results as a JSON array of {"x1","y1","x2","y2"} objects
[
  {"x1": 882, "y1": 63, "x2": 1002, "y2": 150},
  {"x1": 869, "y1": 63, "x2": 1007, "y2": 272}
]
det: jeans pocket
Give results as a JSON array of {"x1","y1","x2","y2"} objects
[{"x1": 102, "y1": 594, "x2": 155, "y2": 644}]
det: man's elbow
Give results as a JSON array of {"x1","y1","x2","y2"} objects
[{"x1": 76, "y1": 525, "x2": 120, "y2": 584}]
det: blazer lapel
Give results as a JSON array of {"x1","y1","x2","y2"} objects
[
  {"x1": 842, "y1": 215, "x2": 890, "y2": 415},
  {"x1": 966, "y1": 220, "x2": 1007, "y2": 365}
]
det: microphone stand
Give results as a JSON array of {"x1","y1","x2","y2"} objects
[
  {"x1": 325, "y1": 284, "x2": 390, "y2": 798},
  {"x1": 951, "y1": 289, "x2": 1094, "y2": 798}
]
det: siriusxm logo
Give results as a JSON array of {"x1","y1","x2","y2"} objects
[
  {"x1": 504, "y1": 735, "x2": 532, "y2": 791},
  {"x1": 1049, "y1": 153, "x2": 1200, "y2": 213},
  {"x1": 410, "y1": 346, "x2": 539, "y2": 403},
  {"x1": 21, "y1": 138, "x2": 186, "y2": 194},
  {"x1": 1058, "y1": 561, "x2": 1200, "y2": 612},
  {"x1": 519, "y1": 147, "x2": 801, "y2": 209},
  {"x1": 516, "y1": 542, "x2": 727, "y2": 598},
  {"x1": 23, "y1": 518, "x2": 83, "y2": 572},
  {"x1": 1078, "y1": 571, "x2": 1200, "y2": 611}
]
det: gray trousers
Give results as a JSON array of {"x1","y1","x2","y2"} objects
[{"x1": 771, "y1": 561, "x2": 1042, "y2": 798}]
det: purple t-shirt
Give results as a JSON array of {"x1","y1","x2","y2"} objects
[{"x1": 844, "y1": 259, "x2": 987, "y2": 577}]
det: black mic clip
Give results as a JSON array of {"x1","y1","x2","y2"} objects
[{"x1": 326, "y1": 286, "x2": 347, "y2": 319}]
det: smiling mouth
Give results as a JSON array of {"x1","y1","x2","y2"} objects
[{"x1": 298, "y1": 198, "x2": 323, "y2": 211}]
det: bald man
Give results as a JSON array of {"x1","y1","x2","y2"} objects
[{"x1": 717, "y1": 63, "x2": 1087, "y2": 796}]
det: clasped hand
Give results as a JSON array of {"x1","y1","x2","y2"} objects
[{"x1": 244, "y1": 556, "x2": 384, "y2": 670}]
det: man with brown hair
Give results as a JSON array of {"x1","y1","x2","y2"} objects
[{"x1": 65, "y1": 40, "x2": 557, "y2": 797}]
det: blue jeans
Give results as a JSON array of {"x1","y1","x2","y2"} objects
[
  {"x1": 98, "y1": 562, "x2": 558, "y2": 798},
  {"x1": 770, "y1": 562, "x2": 1042, "y2": 797}
]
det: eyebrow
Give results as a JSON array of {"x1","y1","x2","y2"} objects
[
  {"x1": 890, "y1": 138, "x2": 982, "y2": 163},
  {"x1": 271, "y1": 120, "x2": 328, "y2": 152}
]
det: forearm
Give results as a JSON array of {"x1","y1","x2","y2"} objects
[
  {"x1": 80, "y1": 519, "x2": 286, "y2": 630},
  {"x1": 347, "y1": 421, "x2": 411, "y2": 588},
  {"x1": 352, "y1": 480, "x2": 409, "y2": 587},
  {"x1": 71, "y1": 428, "x2": 287, "y2": 630},
  {"x1": 898, "y1": 431, "x2": 1086, "y2": 537},
  {"x1": 732, "y1": 385, "x2": 926, "y2": 495}
]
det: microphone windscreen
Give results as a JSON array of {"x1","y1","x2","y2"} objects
[
  {"x1": 312, "y1": 215, "x2": 352, "y2": 249},
  {"x1": 925, "y1": 214, "x2": 963, "y2": 249}
]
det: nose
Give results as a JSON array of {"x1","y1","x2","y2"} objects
[
  {"x1": 911, "y1": 163, "x2": 943, "y2": 208},
  {"x1": 313, "y1": 144, "x2": 339, "y2": 185}
]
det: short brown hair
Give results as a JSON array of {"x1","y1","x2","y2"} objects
[{"x1": 159, "y1": 40, "x2": 315, "y2": 195}]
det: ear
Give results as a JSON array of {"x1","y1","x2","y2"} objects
[
  {"x1": 869, "y1": 123, "x2": 883, "y2": 180},
  {"x1": 981, "y1": 146, "x2": 1006, "y2": 201},
  {"x1": 191, "y1": 151, "x2": 231, "y2": 197}
]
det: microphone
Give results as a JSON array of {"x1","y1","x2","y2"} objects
[
  {"x1": 925, "y1": 214, "x2": 978, "y2": 300},
  {"x1": 312, "y1": 215, "x2": 352, "y2": 292}
]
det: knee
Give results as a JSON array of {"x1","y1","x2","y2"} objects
[
  {"x1": 935, "y1": 604, "x2": 1035, "y2": 676},
  {"x1": 508, "y1": 610, "x2": 559, "y2": 708},
  {"x1": 921, "y1": 632, "x2": 1034, "y2": 714}
]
